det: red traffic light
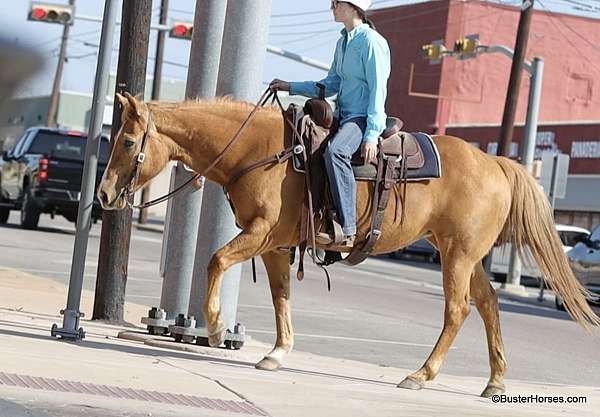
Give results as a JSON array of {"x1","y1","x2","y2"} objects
[
  {"x1": 31, "y1": 7, "x2": 47, "y2": 20},
  {"x1": 173, "y1": 24, "x2": 188, "y2": 37},
  {"x1": 169, "y1": 22, "x2": 193, "y2": 39}
]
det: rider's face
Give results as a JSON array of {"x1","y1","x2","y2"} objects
[{"x1": 331, "y1": 1, "x2": 355, "y2": 23}]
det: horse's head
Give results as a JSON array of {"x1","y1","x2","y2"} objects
[{"x1": 98, "y1": 92, "x2": 163, "y2": 210}]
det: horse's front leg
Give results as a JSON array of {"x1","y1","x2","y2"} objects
[
  {"x1": 255, "y1": 250, "x2": 293, "y2": 371},
  {"x1": 204, "y1": 217, "x2": 270, "y2": 347}
]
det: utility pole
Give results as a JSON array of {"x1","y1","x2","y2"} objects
[
  {"x1": 51, "y1": 0, "x2": 118, "y2": 340},
  {"x1": 47, "y1": 0, "x2": 75, "y2": 127},
  {"x1": 497, "y1": 0, "x2": 535, "y2": 157},
  {"x1": 93, "y1": 0, "x2": 152, "y2": 322},
  {"x1": 138, "y1": 0, "x2": 168, "y2": 224},
  {"x1": 191, "y1": 0, "x2": 273, "y2": 331}
]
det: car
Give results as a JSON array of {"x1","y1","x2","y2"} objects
[
  {"x1": 388, "y1": 238, "x2": 440, "y2": 263},
  {"x1": 559, "y1": 223, "x2": 600, "y2": 310},
  {"x1": 0, "y1": 127, "x2": 109, "y2": 229},
  {"x1": 489, "y1": 224, "x2": 590, "y2": 284}
]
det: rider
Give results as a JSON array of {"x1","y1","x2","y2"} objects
[{"x1": 270, "y1": 0, "x2": 391, "y2": 247}]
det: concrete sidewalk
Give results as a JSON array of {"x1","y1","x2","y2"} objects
[{"x1": 0, "y1": 267, "x2": 597, "y2": 417}]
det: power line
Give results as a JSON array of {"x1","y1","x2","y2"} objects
[{"x1": 537, "y1": 0, "x2": 600, "y2": 76}]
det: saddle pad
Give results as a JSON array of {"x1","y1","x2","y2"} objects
[{"x1": 352, "y1": 132, "x2": 442, "y2": 182}]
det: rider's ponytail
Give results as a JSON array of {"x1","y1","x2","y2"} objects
[{"x1": 350, "y1": 4, "x2": 377, "y2": 31}]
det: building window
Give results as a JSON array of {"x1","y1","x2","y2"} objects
[
  {"x1": 571, "y1": 141, "x2": 600, "y2": 159},
  {"x1": 567, "y1": 73, "x2": 593, "y2": 104}
]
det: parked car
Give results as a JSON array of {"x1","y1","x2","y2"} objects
[
  {"x1": 389, "y1": 238, "x2": 440, "y2": 263},
  {"x1": 558, "y1": 224, "x2": 600, "y2": 310},
  {"x1": 0, "y1": 127, "x2": 109, "y2": 229},
  {"x1": 489, "y1": 224, "x2": 590, "y2": 285}
]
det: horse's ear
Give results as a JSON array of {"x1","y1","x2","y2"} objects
[
  {"x1": 115, "y1": 93, "x2": 128, "y2": 109},
  {"x1": 123, "y1": 91, "x2": 143, "y2": 117}
]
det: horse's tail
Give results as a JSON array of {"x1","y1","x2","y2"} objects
[{"x1": 495, "y1": 157, "x2": 600, "y2": 331}]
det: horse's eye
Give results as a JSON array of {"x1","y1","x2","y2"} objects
[{"x1": 124, "y1": 139, "x2": 135, "y2": 149}]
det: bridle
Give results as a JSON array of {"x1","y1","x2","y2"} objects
[
  {"x1": 120, "y1": 88, "x2": 296, "y2": 210},
  {"x1": 123, "y1": 111, "x2": 153, "y2": 207}
]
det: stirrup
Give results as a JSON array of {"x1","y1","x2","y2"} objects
[{"x1": 316, "y1": 218, "x2": 344, "y2": 245}]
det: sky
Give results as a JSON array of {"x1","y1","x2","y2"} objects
[{"x1": 2, "y1": 0, "x2": 599, "y2": 98}]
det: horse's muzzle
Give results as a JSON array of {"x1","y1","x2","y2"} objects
[{"x1": 97, "y1": 184, "x2": 126, "y2": 210}]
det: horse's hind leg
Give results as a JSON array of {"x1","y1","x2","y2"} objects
[
  {"x1": 397, "y1": 251, "x2": 474, "y2": 390},
  {"x1": 255, "y1": 250, "x2": 294, "y2": 371},
  {"x1": 470, "y1": 261, "x2": 507, "y2": 397}
]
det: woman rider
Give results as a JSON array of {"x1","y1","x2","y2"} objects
[{"x1": 270, "y1": 0, "x2": 391, "y2": 248}]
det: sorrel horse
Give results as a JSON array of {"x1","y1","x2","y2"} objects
[{"x1": 98, "y1": 92, "x2": 599, "y2": 397}]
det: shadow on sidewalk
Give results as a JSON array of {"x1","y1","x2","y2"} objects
[{"x1": 1, "y1": 323, "x2": 480, "y2": 398}]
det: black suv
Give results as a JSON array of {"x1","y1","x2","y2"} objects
[{"x1": 0, "y1": 127, "x2": 109, "y2": 229}]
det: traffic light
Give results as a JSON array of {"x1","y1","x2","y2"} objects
[
  {"x1": 170, "y1": 22, "x2": 193, "y2": 39},
  {"x1": 28, "y1": 2, "x2": 74, "y2": 25},
  {"x1": 421, "y1": 42, "x2": 447, "y2": 63},
  {"x1": 453, "y1": 35, "x2": 479, "y2": 59}
]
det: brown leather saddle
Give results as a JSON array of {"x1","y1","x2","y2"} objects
[{"x1": 284, "y1": 91, "x2": 426, "y2": 269}]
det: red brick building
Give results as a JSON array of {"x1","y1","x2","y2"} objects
[{"x1": 371, "y1": 0, "x2": 600, "y2": 228}]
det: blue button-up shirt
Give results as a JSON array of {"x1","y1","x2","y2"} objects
[{"x1": 289, "y1": 24, "x2": 391, "y2": 144}]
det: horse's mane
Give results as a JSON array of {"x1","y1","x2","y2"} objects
[{"x1": 148, "y1": 96, "x2": 280, "y2": 117}]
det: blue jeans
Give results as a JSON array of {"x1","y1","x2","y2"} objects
[{"x1": 323, "y1": 117, "x2": 367, "y2": 236}]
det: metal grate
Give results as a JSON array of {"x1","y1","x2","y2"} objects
[{"x1": 0, "y1": 372, "x2": 268, "y2": 416}]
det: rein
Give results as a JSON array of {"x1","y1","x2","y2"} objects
[
  {"x1": 125, "y1": 88, "x2": 281, "y2": 209},
  {"x1": 121, "y1": 88, "x2": 329, "y2": 288}
]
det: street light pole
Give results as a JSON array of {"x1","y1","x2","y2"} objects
[
  {"x1": 51, "y1": 0, "x2": 118, "y2": 340},
  {"x1": 154, "y1": 0, "x2": 229, "y2": 325},
  {"x1": 502, "y1": 57, "x2": 544, "y2": 295},
  {"x1": 190, "y1": 0, "x2": 273, "y2": 332}
]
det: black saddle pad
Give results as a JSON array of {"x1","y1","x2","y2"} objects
[{"x1": 352, "y1": 132, "x2": 442, "y2": 182}]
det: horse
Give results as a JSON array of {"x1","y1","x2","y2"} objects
[{"x1": 98, "y1": 92, "x2": 599, "y2": 398}]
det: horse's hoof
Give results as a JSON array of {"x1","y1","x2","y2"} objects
[
  {"x1": 481, "y1": 383, "x2": 506, "y2": 398},
  {"x1": 255, "y1": 356, "x2": 282, "y2": 371},
  {"x1": 207, "y1": 327, "x2": 226, "y2": 347},
  {"x1": 396, "y1": 376, "x2": 424, "y2": 390}
]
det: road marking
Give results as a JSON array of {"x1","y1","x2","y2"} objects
[{"x1": 246, "y1": 328, "x2": 453, "y2": 349}]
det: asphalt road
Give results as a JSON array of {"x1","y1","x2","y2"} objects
[{"x1": 1, "y1": 212, "x2": 599, "y2": 388}]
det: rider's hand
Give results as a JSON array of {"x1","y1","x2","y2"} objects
[
  {"x1": 269, "y1": 79, "x2": 290, "y2": 92},
  {"x1": 362, "y1": 142, "x2": 378, "y2": 165}
]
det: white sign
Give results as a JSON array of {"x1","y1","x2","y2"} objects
[{"x1": 571, "y1": 141, "x2": 600, "y2": 159}]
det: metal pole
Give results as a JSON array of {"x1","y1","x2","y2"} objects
[
  {"x1": 51, "y1": 0, "x2": 118, "y2": 340},
  {"x1": 190, "y1": 0, "x2": 273, "y2": 331},
  {"x1": 139, "y1": 0, "x2": 169, "y2": 224},
  {"x1": 158, "y1": 0, "x2": 229, "y2": 322},
  {"x1": 497, "y1": 0, "x2": 535, "y2": 157},
  {"x1": 47, "y1": 0, "x2": 76, "y2": 127},
  {"x1": 502, "y1": 57, "x2": 544, "y2": 297},
  {"x1": 93, "y1": 0, "x2": 152, "y2": 322}
]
